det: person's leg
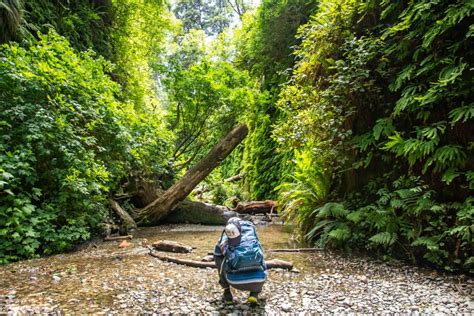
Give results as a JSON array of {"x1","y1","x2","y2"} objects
[
  {"x1": 248, "y1": 291, "x2": 259, "y2": 306},
  {"x1": 246, "y1": 282, "x2": 263, "y2": 306},
  {"x1": 229, "y1": 281, "x2": 263, "y2": 306},
  {"x1": 214, "y1": 255, "x2": 229, "y2": 288},
  {"x1": 214, "y1": 255, "x2": 233, "y2": 304}
]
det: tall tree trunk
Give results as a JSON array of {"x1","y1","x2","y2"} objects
[{"x1": 135, "y1": 124, "x2": 248, "y2": 224}]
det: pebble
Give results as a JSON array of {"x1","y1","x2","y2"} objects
[
  {"x1": 240, "y1": 304, "x2": 249, "y2": 310},
  {"x1": 281, "y1": 303, "x2": 292, "y2": 312}
]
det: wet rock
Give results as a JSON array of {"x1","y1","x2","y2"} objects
[{"x1": 281, "y1": 303, "x2": 292, "y2": 312}]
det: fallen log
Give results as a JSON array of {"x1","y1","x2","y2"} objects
[
  {"x1": 150, "y1": 252, "x2": 215, "y2": 268},
  {"x1": 162, "y1": 200, "x2": 239, "y2": 225},
  {"x1": 269, "y1": 248, "x2": 323, "y2": 253},
  {"x1": 225, "y1": 173, "x2": 246, "y2": 183},
  {"x1": 110, "y1": 199, "x2": 137, "y2": 231},
  {"x1": 103, "y1": 235, "x2": 133, "y2": 241},
  {"x1": 234, "y1": 200, "x2": 277, "y2": 215},
  {"x1": 149, "y1": 251, "x2": 293, "y2": 270},
  {"x1": 152, "y1": 240, "x2": 193, "y2": 253},
  {"x1": 135, "y1": 124, "x2": 248, "y2": 225},
  {"x1": 266, "y1": 259, "x2": 293, "y2": 270},
  {"x1": 126, "y1": 179, "x2": 237, "y2": 225}
]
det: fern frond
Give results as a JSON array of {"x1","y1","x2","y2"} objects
[
  {"x1": 328, "y1": 225, "x2": 351, "y2": 241},
  {"x1": 369, "y1": 231, "x2": 397, "y2": 246}
]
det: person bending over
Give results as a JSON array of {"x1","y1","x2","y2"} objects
[{"x1": 213, "y1": 217, "x2": 266, "y2": 306}]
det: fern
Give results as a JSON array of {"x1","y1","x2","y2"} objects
[
  {"x1": 412, "y1": 236, "x2": 441, "y2": 251},
  {"x1": 449, "y1": 105, "x2": 474, "y2": 124},
  {"x1": 328, "y1": 226, "x2": 351, "y2": 241},
  {"x1": 369, "y1": 232, "x2": 397, "y2": 247},
  {"x1": 0, "y1": 0, "x2": 23, "y2": 42},
  {"x1": 313, "y1": 202, "x2": 348, "y2": 219}
]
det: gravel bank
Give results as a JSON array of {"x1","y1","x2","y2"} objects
[{"x1": 1, "y1": 225, "x2": 472, "y2": 314}]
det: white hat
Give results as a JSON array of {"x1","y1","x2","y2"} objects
[{"x1": 225, "y1": 222, "x2": 241, "y2": 246}]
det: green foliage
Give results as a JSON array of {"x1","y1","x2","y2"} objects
[
  {"x1": 242, "y1": 106, "x2": 292, "y2": 200},
  {"x1": 5, "y1": 0, "x2": 172, "y2": 112},
  {"x1": 112, "y1": 0, "x2": 173, "y2": 111},
  {"x1": 0, "y1": 0, "x2": 24, "y2": 43},
  {"x1": 0, "y1": 32, "x2": 172, "y2": 262},
  {"x1": 173, "y1": 0, "x2": 232, "y2": 35},
  {"x1": 277, "y1": 149, "x2": 331, "y2": 237},
  {"x1": 273, "y1": 0, "x2": 473, "y2": 272},
  {"x1": 161, "y1": 37, "x2": 257, "y2": 168},
  {"x1": 234, "y1": 0, "x2": 317, "y2": 199},
  {"x1": 312, "y1": 177, "x2": 473, "y2": 272},
  {"x1": 22, "y1": 0, "x2": 115, "y2": 58},
  {"x1": 235, "y1": 0, "x2": 318, "y2": 88}
]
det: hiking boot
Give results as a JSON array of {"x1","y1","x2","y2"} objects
[
  {"x1": 222, "y1": 289, "x2": 233, "y2": 305},
  {"x1": 247, "y1": 292, "x2": 259, "y2": 307}
]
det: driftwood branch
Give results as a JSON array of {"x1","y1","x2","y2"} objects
[
  {"x1": 225, "y1": 173, "x2": 246, "y2": 183},
  {"x1": 207, "y1": 248, "x2": 322, "y2": 255},
  {"x1": 150, "y1": 252, "x2": 216, "y2": 268},
  {"x1": 152, "y1": 240, "x2": 193, "y2": 253},
  {"x1": 104, "y1": 235, "x2": 133, "y2": 241},
  {"x1": 148, "y1": 251, "x2": 294, "y2": 270},
  {"x1": 265, "y1": 259, "x2": 294, "y2": 270},
  {"x1": 268, "y1": 248, "x2": 323, "y2": 253}
]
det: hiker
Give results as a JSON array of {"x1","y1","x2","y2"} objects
[{"x1": 213, "y1": 217, "x2": 267, "y2": 306}]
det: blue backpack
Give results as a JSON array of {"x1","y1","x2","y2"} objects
[{"x1": 220, "y1": 220, "x2": 265, "y2": 272}]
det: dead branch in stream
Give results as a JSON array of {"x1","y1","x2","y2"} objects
[
  {"x1": 110, "y1": 199, "x2": 137, "y2": 230},
  {"x1": 148, "y1": 251, "x2": 294, "y2": 270},
  {"x1": 152, "y1": 240, "x2": 193, "y2": 253},
  {"x1": 268, "y1": 248, "x2": 323, "y2": 253},
  {"x1": 103, "y1": 235, "x2": 133, "y2": 241}
]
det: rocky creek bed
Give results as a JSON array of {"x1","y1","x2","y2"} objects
[{"x1": 1, "y1": 224, "x2": 473, "y2": 314}]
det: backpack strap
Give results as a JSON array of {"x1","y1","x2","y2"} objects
[
  {"x1": 218, "y1": 229, "x2": 226, "y2": 244},
  {"x1": 214, "y1": 229, "x2": 228, "y2": 257}
]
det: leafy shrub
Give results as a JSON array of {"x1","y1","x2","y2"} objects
[
  {"x1": 274, "y1": 0, "x2": 473, "y2": 272},
  {"x1": 0, "y1": 32, "x2": 172, "y2": 262},
  {"x1": 277, "y1": 149, "x2": 331, "y2": 237},
  {"x1": 307, "y1": 177, "x2": 473, "y2": 272},
  {"x1": 234, "y1": 0, "x2": 317, "y2": 200}
]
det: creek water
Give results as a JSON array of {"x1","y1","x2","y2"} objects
[
  {"x1": 137, "y1": 223, "x2": 324, "y2": 273},
  {"x1": 1, "y1": 223, "x2": 472, "y2": 314},
  {"x1": 0, "y1": 224, "x2": 324, "y2": 313}
]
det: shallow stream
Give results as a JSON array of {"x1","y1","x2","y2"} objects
[{"x1": 1, "y1": 224, "x2": 472, "y2": 314}]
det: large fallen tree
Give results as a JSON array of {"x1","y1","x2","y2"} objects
[
  {"x1": 163, "y1": 200, "x2": 239, "y2": 225},
  {"x1": 132, "y1": 124, "x2": 248, "y2": 225}
]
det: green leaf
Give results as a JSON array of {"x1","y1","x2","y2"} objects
[
  {"x1": 369, "y1": 232, "x2": 397, "y2": 246},
  {"x1": 441, "y1": 168, "x2": 461, "y2": 184},
  {"x1": 449, "y1": 105, "x2": 474, "y2": 124},
  {"x1": 328, "y1": 227, "x2": 351, "y2": 241}
]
